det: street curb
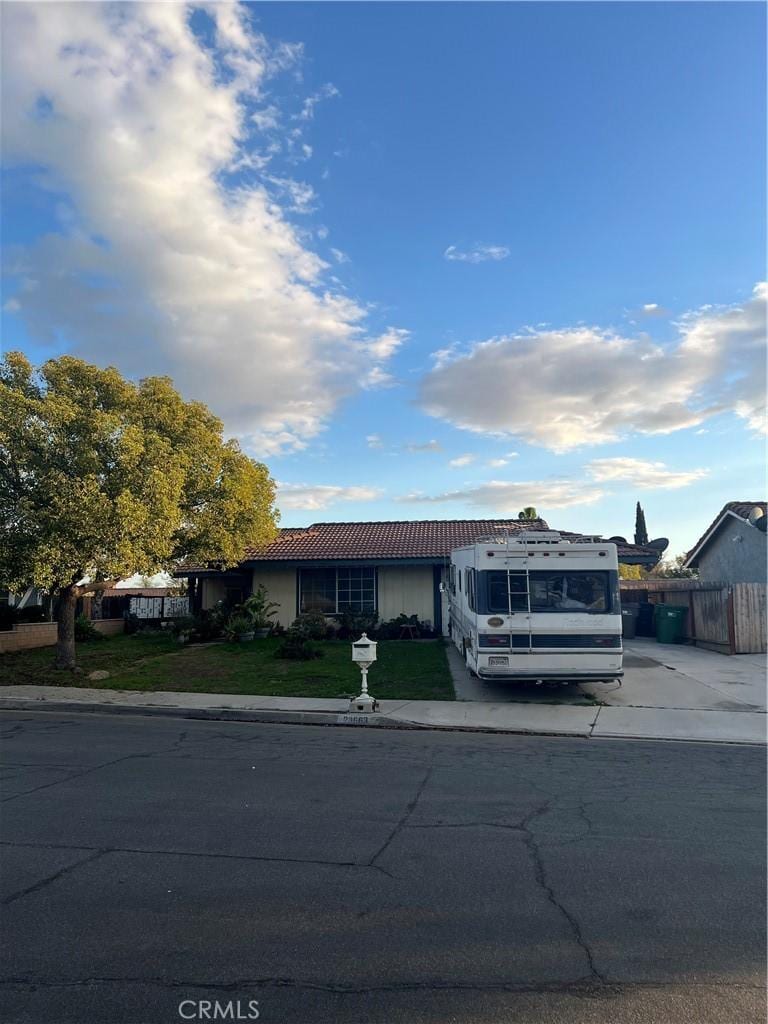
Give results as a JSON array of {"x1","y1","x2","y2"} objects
[{"x1": 0, "y1": 698, "x2": 763, "y2": 744}]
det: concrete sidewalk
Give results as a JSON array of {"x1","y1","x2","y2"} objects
[{"x1": 0, "y1": 676, "x2": 764, "y2": 743}]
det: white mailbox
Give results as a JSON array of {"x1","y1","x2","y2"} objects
[{"x1": 351, "y1": 633, "x2": 377, "y2": 666}]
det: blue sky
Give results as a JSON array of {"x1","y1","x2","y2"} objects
[{"x1": 1, "y1": 1, "x2": 765, "y2": 557}]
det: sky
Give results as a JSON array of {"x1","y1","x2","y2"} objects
[{"x1": 1, "y1": 1, "x2": 766, "y2": 558}]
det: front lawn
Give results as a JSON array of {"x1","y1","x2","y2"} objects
[{"x1": 0, "y1": 634, "x2": 455, "y2": 701}]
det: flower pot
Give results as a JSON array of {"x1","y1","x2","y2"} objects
[
  {"x1": 254, "y1": 627, "x2": 270, "y2": 639},
  {"x1": 238, "y1": 631, "x2": 255, "y2": 643}
]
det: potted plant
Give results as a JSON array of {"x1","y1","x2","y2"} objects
[
  {"x1": 240, "y1": 585, "x2": 280, "y2": 639},
  {"x1": 225, "y1": 612, "x2": 255, "y2": 643}
]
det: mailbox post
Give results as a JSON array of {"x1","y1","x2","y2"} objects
[{"x1": 350, "y1": 633, "x2": 378, "y2": 713}]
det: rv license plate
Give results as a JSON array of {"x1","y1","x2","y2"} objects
[{"x1": 488, "y1": 656, "x2": 509, "y2": 666}]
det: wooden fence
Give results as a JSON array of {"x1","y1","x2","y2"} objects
[{"x1": 620, "y1": 579, "x2": 766, "y2": 654}]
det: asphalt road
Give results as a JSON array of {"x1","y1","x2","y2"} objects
[{"x1": 0, "y1": 712, "x2": 765, "y2": 1024}]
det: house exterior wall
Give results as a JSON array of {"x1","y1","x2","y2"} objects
[
  {"x1": 251, "y1": 567, "x2": 298, "y2": 628},
  {"x1": 697, "y1": 519, "x2": 767, "y2": 584},
  {"x1": 377, "y1": 565, "x2": 435, "y2": 625}
]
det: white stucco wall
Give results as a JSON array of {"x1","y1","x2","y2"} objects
[
  {"x1": 251, "y1": 567, "x2": 297, "y2": 627},
  {"x1": 377, "y1": 565, "x2": 435, "y2": 625}
]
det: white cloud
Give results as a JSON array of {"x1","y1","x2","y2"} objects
[
  {"x1": 487, "y1": 458, "x2": 509, "y2": 468},
  {"x1": 277, "y1": 482, "x2": 381, "y2": 510},
  {"x1": 295, "y1": 82, "x2": 339, "y2": 121},
  {"x1": 444, "y1": 244, "x2": 510, "y2": 264},
  {"x1": 585, "y1": 458, "x2": 708, "y2": 489},
  {"x1": 399, "y1": 479, "x2": 605, "y2": 511},
  {"x1": 330, "y1": 247, "x2": 349, "y2": 264},
  {"x1": 397, "y1": 455, "x2": 708, "y2": 514},
  {"x1": 419, "y1": 284, "x2": 766, "y2": 451},
  {"x1": 1, "y1": 3, "x2": 403, "y2": 456},
  {"x1": 360, "y1": 366, "x2": 396, "y2": 390},
  {"x1": 407, "y1": 440, "x2": 443, "y2": 453},
  {"x1": 449, "y1": 454, "x2": 476, "y2": 467},
  {"x1": 366, "y1": 327, "x2": 408, "y2": 361},
  {"x1": 366, "y1": 434, "x2": 383, "y2": 449},
  {"x1": 640, "y1": 302, "x2": 670, "y2": 317}
]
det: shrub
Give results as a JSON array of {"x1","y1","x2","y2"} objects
[
  {"x1": 190, "y1": 608, "x2": 225, "y2": 642},
  {"x1": 335, "y1": 610, "x2": 378, "y2": 640},
  {"x1": 224, "y1": 613, "x2": 255, "y2": 641},
  {"x1": 169, "y1": 615, "x2": 196, "y2": 640},
  {"x1": 290, "y1": 612, "x2": 328, "y2": 641},
  {"x1": 124, "y1": 612, "x2": 140, "y2": 635},
  {"x1": 275, "y1": 629, "x2": 324, "y2": 660},
  {"x1": 74, "y1": 614, "x2": 103, "y2": 642},
  {"x1": 375, "y1": 613, "x2": 434, "y2": 640}
]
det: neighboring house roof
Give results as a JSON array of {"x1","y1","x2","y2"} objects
[
  {"x1": 177, "y1": 518, "x2": 660, "y2": 571},
  {"x1": 684, "y1": 501, "x2": 767, "y2": 569}
]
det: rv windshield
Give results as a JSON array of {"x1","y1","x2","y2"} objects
[{"x1": 480, "y1": 570, "x2": 613, "y2": 614}]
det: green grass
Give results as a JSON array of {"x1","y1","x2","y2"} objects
[{"x1": 0, "y1": 634, "x2": 455, "y2": 701}]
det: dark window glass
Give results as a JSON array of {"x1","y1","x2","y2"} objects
[
  {"x1": 529, "y1": 572, "x2": 608, "y2": 612},
  {"x1": 479, "y1": 570, "x2": 610, "y2": 614},
  {"x1": 300, "y1": 569, "x2": 337, "y2": 613}
]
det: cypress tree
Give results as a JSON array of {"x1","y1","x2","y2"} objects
[{"x1": 634, "y1": 502, "x2": 649, "y2": 546}]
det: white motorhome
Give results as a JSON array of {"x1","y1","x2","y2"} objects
[{"x1": 448, "y1": 530, "x2": 623, "y2": 682}]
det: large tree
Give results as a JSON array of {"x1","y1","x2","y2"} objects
[
  {"x1": 518, "y1": 507, "x2": 538, "y2": 521},
  {"x1": 634, "y1": 501, "x2": 649, "y2": 546},
  {"x1": 0, "y1": 353, "x2": 278, "y2": 670}
]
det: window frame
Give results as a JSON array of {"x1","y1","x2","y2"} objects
[{"x1": 299, "y1": 566, "x2": 377, "y2": 615}]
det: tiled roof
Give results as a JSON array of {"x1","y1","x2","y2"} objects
[
  {"x1": 193, "y1": 518, "x2": 655, "y2": 563},
  {"x1": 243, "y1": 518, "x2": 550, "y2": 560},
  {"x1": 685, "y1": 501, "x2": 767, "y2": 565}
]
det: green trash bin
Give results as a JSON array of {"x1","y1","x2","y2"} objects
[{"x1": 655, "y1": 605, "x2": 687, "y2": 644}]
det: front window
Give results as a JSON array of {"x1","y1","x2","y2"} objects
[
  {"x1": 299, "y1": 567, "x2": 376, "y2": 614},
  {"x1": 479, "y1": 570, "x2": 612, "y2": 614}
]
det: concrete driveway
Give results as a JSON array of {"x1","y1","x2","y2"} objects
[{"x1": 449, "y1": 638, "x2": 766, "y2": 714}]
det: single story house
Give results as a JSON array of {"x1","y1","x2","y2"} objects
[
  {"x1": 683, "y1": 501, "x2": 767, "y2": 583},
  {"x1": 179, "y1": 518, "x2": 662, "y2": 634}
]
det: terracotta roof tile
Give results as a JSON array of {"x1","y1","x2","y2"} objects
[{"x1": 177, "y1": 518, "x2": 660, "y2": 573}]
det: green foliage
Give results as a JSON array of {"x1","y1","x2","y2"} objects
[
  {"x1": 634, "y1": 502, "x2": 649, "y2": 546},
  {"x1": 0, "y1": 351, "x2": 279, "y2": 593},
  {"x1": 334, "y1": 610, "x2": 379, "y2": 639},
  {"x1": 224, "y1": 613, "x2": 255, "y2": 641},
  {"x1": 290, "y1": 612, "x2": 329, "y2": 641},
  {"x1": 74, "y1": 614, "x2": 103, "y2": 642},
  {"x1": 619, "y1": 563, "x2": 647, "y2": 580},
  {"x1": 375, "y1": 613, "x2": 435, "y2": 639},
  {"x1": 518, "y1": 507, "x2": 538, "y2": 521},
  {"x1": 239, "y1": 585, "x2": 280, "y2": 629},
  {"x1": 169, "y1": 615, "x2": 196, "y2": 640},
  {"x1": 275, "y1": 614, "x2": 327, "y2": 658},
  {"x1": 648, "y1": 554, "x2": 698, "y2": 579}
]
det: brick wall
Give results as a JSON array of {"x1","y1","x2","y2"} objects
[
  {"x1": 0, "y1": 618, "x2": 124, "y2": 653},
  {"x1": 0, "y1": 622, "x2": 57, "y2": 653}
]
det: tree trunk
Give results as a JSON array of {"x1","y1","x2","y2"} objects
[{"x1": 55, "y1": 586, "x2": 78, "y2": 671}]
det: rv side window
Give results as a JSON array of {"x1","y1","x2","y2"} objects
[
  {"x1": 467, "y1": 569, "x2": 476, "y2": 611},
  {"x1": 449, "y1": 564, "x2": 456, "y2": 595}
]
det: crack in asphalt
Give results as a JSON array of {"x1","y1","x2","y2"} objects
[
  {"x1": 517, "y1": 799, "x2": 607, "y2": 985},
  {"x1": 0, "y1": 975, "x2": 762, "y2": 994},
  {"x1": 2, "y1": 849, "x2": 109, "y2": 905},
  {"x1": 367, "y1": 762, "x2": 434, "y2": 868}
]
